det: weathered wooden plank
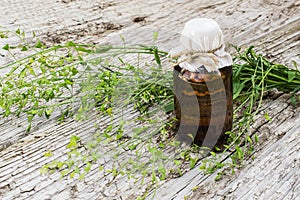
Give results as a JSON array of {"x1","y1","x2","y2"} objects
[
  {"x1": 205, "y1": 116, "x2": 300, "y2": 200},
  {"x1": 0, "y1": 0, "x2": 299, "y2": 200}
]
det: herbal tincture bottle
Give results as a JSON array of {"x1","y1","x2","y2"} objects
[{"x1": 173, "y1": 18, "x2": 233, "y2": 149}]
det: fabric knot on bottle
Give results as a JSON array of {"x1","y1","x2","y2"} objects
[{"x1": 171, "y1": 18, "x2": 233, "y2": 74}]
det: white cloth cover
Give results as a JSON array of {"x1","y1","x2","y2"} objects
[{"x1": 173, "y1": 18, "x2": 233, "y2": 73}]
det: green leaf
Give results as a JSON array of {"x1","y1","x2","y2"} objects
[
  {"x1": 69, "y1": 171, "x2": 76, "y2": 178},
  {"x1": 0, "y1": 32, "x2": 8, "y2": 38},
  {"x1": 187, "y1": 133, "x2": 194, "y2": 140},
  {"x1": 99, "y1": 165, "x2": 104, "y2": 171},
  {"x1": 71, "y1": 67, "x2": 79, "y2": 75},
  {"x1": 2, "y1": 44, "x2": 10, "y2": 51},
  {"x1": 21, "y1": 46, "x2": 28, "y2": 51},
  {"x1": 199, "y1": 164, "x2": 206, "y2": 170},
  {"x1": 74, "y1": 166, "x2": 80, "y2": 174},
  {"x1": 116, "y1": 133, "x2": 123, "y2": 140},
  {"x1": 16, "y1": 28, "x2": 21, "y2": 35},
  {"x1": 120, "y1": 34, "x2": 125, "y2": 44},
  {"x1": 28, "y1": 67, "x2": 36, "y2": 76},
  {"x1": 79, "y1": 173, "x2": 85, "y2": 180},
  {"x1": 164, "y1": 102, "x2": 174, "y2": 113},
  {"x1": 128, "y1": 144, "x2": 138, "y2": 151},
  {"x1": 45, "y1": 108, "x2": 54, "y2": 119},
  {"x1": 40, "y1": 166, "x2": 49, "y2": 175},
  {"x1": 246, "y1": 135, "x2": 253, "y2": 144},
  {"x1": 264, "y1": 112, "x2": 271, "y2": 121},
  {"x1": 95, "y1": 46, "x2": 112, "y2": 54},
  {"x1": 216, "y1": 163, "x2": 225, "y2": 169},
  {"x1": 84, "y1": 162, "x2": 92, "y2": 173},
  {"x1": 214, "y1": 146, "x2": 221, "y2": 151},
  {"x1": 288, "y1": 71, "x2": 296, "y2": 82},
  {"x1": 67, "y1": 136, "x2": 78, "y2": 149},
  {"x1": 106, "y1": 108, "x2": 112, "y2": 115},
  {"x1": 76, "y1": 46, "x2": 93, "y2": 53},
  {"x1": 48, "y1": 161, "x2": 59, "y2": 169},
  {"x1": 64, "y1": 78, "x2": 74, "y2": 85},
  {"x1": 65, "y1": 160, "x2": 75, "y2": 169},
  {"x1": 66, "y1": 41, "x2": 76, "y2": 47},
  {"x1": 215, "y1": 172, "x2": 223, "y2": 181},
  {"x1": 236, "y1": 146, "x2": 244, "y2": 160},
  {"x1": 158, "y1": 165, "x2": 166, "y2": 180},
  {"x1": 35, "y1": 39, "x2": 44, "y2": 48},
  {"x1": 189, "y1": 158, "x2": 198, "y2": 169},
  {"x1": 26, "y1": 123, "x2": 32, "y2": 132},
  {"x1": 44, "y1": 150, "x2": 53, "y2": 157},
  {"x1": 153, "y1": 32, "x2": 159, "y2": 42},
  {"x1": 153, "y1": 47, "x2": 161, "y2": 66},
  {"x1": 133, "y1": 127, "x2": 147, "y2": 135},
  {"x1": 254, "y1": 134, "x2": 259, "y2": 143},
  {"x1": 151, "y1": 171, "x2": 157, "y2": 183},
  {"x1": 233, "y1": 79, "x2": 245, "y2": 99},
  {"x1": 61, "y1": 170, "x2": 69, "y2": 177}
]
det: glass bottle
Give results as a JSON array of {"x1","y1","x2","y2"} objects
[
  {"x1": 173, "y1": 18, "x2": 233, "y2": 149},
  {"x1": 173, "y1": 65, "x2": 233, "y2": 148}
]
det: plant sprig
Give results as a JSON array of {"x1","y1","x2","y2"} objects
[{"x1": 199, "y1": 46, "x2": 300, "y2": 177}]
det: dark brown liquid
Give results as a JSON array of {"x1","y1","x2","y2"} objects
[{"x1": 173, "y1": 65, "x2": 233, "y2": 149}]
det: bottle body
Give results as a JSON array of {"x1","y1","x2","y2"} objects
[{"x1": 173, "y1": 65, "x2": 233, "y2": 148}]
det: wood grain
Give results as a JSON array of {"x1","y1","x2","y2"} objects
[{"x1": 0, "y1": 0, "x2": 299, "y2": 199}]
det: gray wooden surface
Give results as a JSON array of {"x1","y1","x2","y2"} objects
[{"x1": 0, "y1": 0, "x2": 299, "y2": 199}]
